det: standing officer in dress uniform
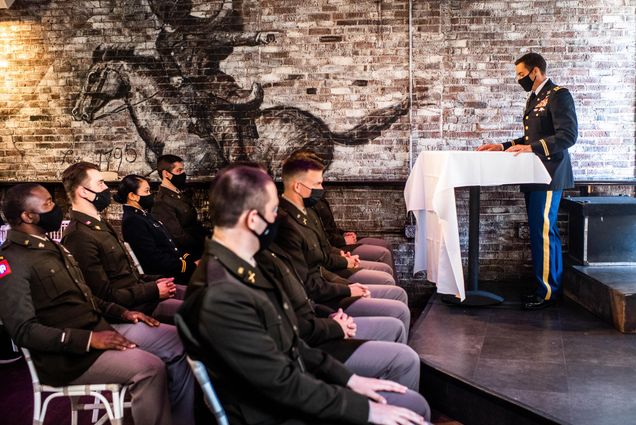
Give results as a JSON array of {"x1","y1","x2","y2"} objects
[
  {"x1": 0, "y1": 183, "x2": 194, "y2": 425},
  {"x1": 61, "y1": 162, "x2": 183, "y2": 323},
  {"x1": 478, "y1": 52, "x2": 578, "y2": 310},
  {"x1": 153, "y1": 154, "x2": 208, "y2": 260},
  {"x1": 114, "y1": 174, "x2": 198, "y2": 285},
  {"x1": 177, "y1": 166, "x2": 430, "y2": 425}
]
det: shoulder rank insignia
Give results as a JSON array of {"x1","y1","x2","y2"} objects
[
  {"x1": 553, "y1": 86, "x2": 561, "y2": 91},
  {"x1": 0, "y1": 259, "x2": 12, "y2": 278},
  {"x1": 37, "y1": 242, "x2": 45, "y2": 248},
  {"x1": 237, "y1": 266, "x2": 244, "y2": 275}
]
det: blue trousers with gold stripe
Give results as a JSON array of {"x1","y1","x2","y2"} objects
[{"x1": 524, "y1": 190, "x2": 563, "y2": 301}]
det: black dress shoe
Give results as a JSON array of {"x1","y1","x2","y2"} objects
[
  {"x1": 521, "y1": 293, "x2": 537, "y2": 303},
  {"x1": 522, "y1": 295, "x2": 558, "y2": 310}
]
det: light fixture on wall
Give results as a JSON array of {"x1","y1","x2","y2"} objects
[{"x1": 0, "y1": 0, "x2": 15, "y2": 9}]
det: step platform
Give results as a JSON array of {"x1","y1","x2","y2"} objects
[
  {"x1": 410, "y1": 292, "x2": 636, "y2": 425},
  {"x1": 564, "y1": 265, "x2": 636, "y2": 333}
]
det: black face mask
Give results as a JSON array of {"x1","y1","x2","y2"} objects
[
  {"x1": 518, "y1": 68, "x2": 535, "y2": 92},
  {"x1": 83, "y1": 187, "x2": 111, "y2": 212},
  {"x1": 138, "y1": 193, "x2": 155, "y2": 211},
  {"x1": 169, "y1": 172, "x2": 187, "y2": 190},
  {"x1": 34, "y1": 205, "x2": 64, "y2": 233},
  {"x1": 299, "y1": 183, "x2": 324, "y2": 208},
  {"x1": 250, "y1": 212, "x2": 281, "y2": 252}
]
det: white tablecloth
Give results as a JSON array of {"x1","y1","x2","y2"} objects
[{"x1": 404, "y1": 151, "x2": 551, "y2": 300}]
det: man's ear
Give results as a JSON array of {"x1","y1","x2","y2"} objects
[
  {"x1": 20, "y1": 210, "x2": 36, "y2": 225},
  {"x1": 243, "y1": 209, "x2": 253, "y2": 230},
  {"x1": 76, "y1": 185, "x2": 89, "y2": 200}
]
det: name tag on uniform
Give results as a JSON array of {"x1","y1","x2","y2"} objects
[{"x1": 0, "y1": 259, "x2": 12, "y2": 279}]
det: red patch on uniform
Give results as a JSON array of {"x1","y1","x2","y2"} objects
[{"x1": 0, "y1": 259, "x2": 11, "y2": 279}]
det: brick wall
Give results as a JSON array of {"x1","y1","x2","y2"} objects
[{"x1": 0, "y1": 0, "x2": 634, "y2": 287}]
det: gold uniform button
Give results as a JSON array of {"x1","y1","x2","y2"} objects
[
  {"x1": 283, "y1": 302, "x2": 289, "y2": 310},
  {"x1": 525, "y1": 126, "x2": 529, "y2": 130},
  {"x1": 525, "y1": 116, "x2": 529, "y2": 120},
  {"x1": 525, "y1": 136, "x2": 529, "y2": 140},
  {"x1": 293, "y1": 325, "x2": 298, "y2": 332}
]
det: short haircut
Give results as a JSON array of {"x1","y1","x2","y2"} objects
[
  {"x1": 61, "y1": 162, "x2": 100, "y2": 201},
  {"x1": 1, "y1": 183, "x2": 42, "y2": 226},
  {"x1": 156, "y1": 154, "x2": 184, "y2": 176},
  {"x1": 281, "y1": 155, "x2": 325, "y2": 186},
  {"x1": 210, "y1": 166, "x2": 274, "y2": 228},
  {"x1": 515, "y1": 52, "x2": 547, "y2": 74},
  {"x1": 114, "y1": 174, "x2": 147, "y2": 204},
  {"x1": 288, "y1": 148, "x2": 325, "y2": 165}
]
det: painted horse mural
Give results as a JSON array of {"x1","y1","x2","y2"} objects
[{"x1": 72, "y1": 46, "x2": 409, "y2": 176}]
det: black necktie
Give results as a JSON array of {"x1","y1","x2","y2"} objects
[{"x1": 526, "y1": 92, "x2": 537, "y2": 110}]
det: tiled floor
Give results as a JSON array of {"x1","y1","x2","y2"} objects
[{"x1": 410, "y1": 293, "x2": 636, "y2": 425}]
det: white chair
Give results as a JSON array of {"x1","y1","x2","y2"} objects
[
  {"x1": 46, "y1": 220, "x2": 70, "y2": 243},
  {"x1": 123, "y1": 242, "x2": 145, "y2": 274},
  {"x1": 0, "y1": 220, "x2": 68, "y2": 244},
  {"x1": 21, "y1": 347, "x2": 130, "y2": 425}
]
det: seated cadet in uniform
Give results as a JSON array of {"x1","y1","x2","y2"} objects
[
  {"x1": 257, "y1": 243, "x2": 421, "y2": 391},
  {"x1": 114, "y1": 174, "x2": 198, "y2": 285},
  {"x1": 61, "y1": 162, "x2": 183, "y2": 323},
  {"x1": 276, "y1": 156, "x2": 412, "y2": 339},
  {"x1": 152, "y1": 154, "x2": 208, "y2": 260},
  {"x1": 313, "y1": 197, "x2": 397, "y2": 275},
  {"x1": 0, "y1": 183, "x2": 194, "y2": 425},
  {"x1": 178, "y1": 166, "x2": 430, "y2": 425},
  {"x1": 279, "y1": 155, "x2": 395, "y2": 286},
  {"x1": 289, "y1": 150, "x2": 396, "y2": 277},
  {"x1": 210, "y1": 161, "x2": 410, "y2": 345}
]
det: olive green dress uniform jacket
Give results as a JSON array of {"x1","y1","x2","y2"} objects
[
  {"x1": 502, "y1": 79, "x2": 578, "y2": 192},
  {"x1": 152, "y1": 186, "x2": 206, "y2": 259},
  {"x1": 256, "y1": 245, "x2": 365, "y2": 363},
  {"x1": 62, "y1": 211, "x2": 160, "y2": 315},
  {"x1": 0, "y1": 230, "x2": 127, "y2": 386},
  {"x1": 312, "y1": 198, "x2": 361, "y2": 251},
  {"x1": 276, "y1": 198, "x2": 359, "y2": 310},
  {"x1": 178, "y1": 240, "x2": 369, "y2": 425}
]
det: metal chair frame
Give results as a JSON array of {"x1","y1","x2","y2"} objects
[{"x1": 21, "y1": 347, "x2": 131, "y2": 425}]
